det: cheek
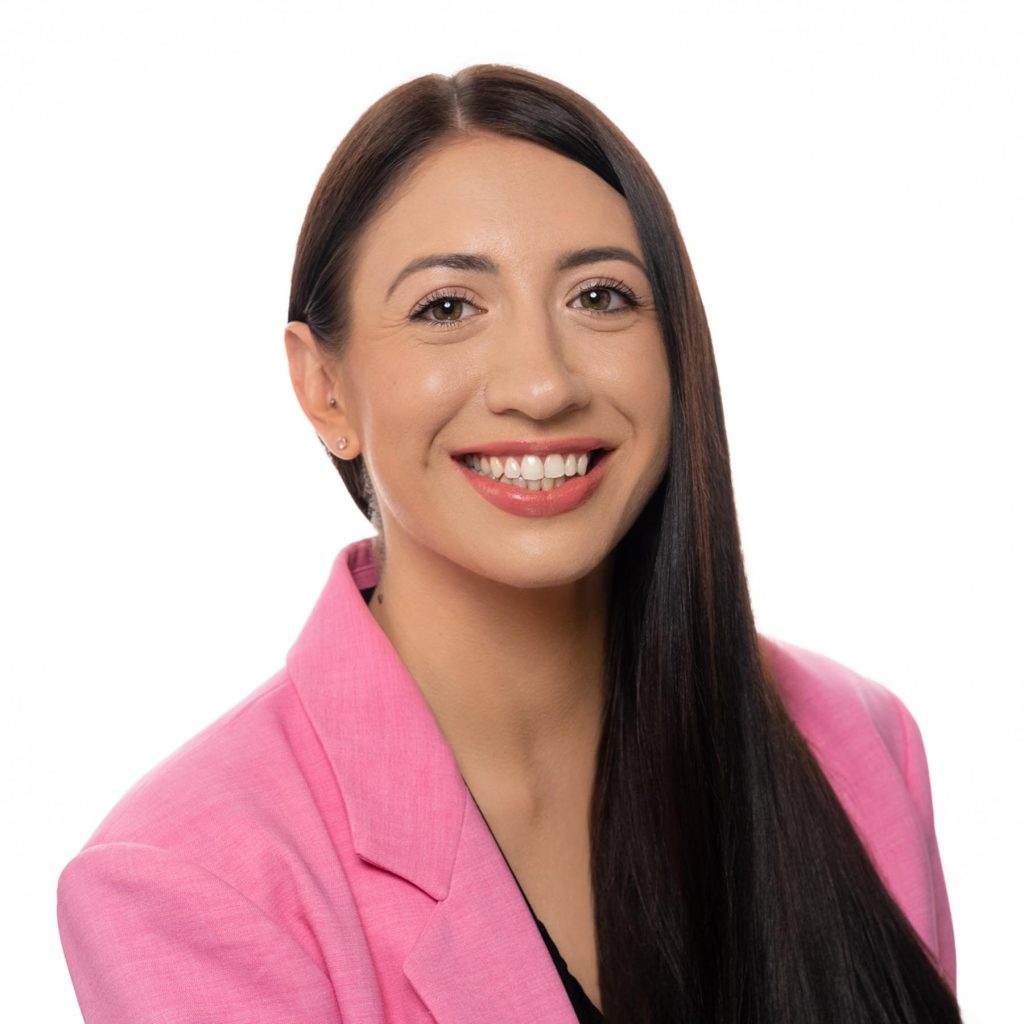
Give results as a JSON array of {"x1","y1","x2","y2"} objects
[
  {"x1": 621, "y1": 335, "x2": 672, "y2": 420},
  {"x1": 625, "y1": 340, "x2": 672, "y2": 480},
  {"x1": 359, "y1": 350, "x2": 471, "y2": 453},
  {"x1": 416, "y1": 361, "x2": 473, "y2": 406}
]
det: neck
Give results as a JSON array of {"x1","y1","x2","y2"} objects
[{"x1": 367, "y1": 531, "x2": 610, "y2": 822}]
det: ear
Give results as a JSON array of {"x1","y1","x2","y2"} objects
[{"x1": 283, "y1": 321, "x2": 359, "y2": 458}]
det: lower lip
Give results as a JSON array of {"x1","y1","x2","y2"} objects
[{"x1": 451, "y1": 451, "x2": 613, "y2": 518}]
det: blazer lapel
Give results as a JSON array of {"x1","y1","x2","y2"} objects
[
  {"x1": 403, "y1": 794, "x2": 578, "y2": 1024},
  {"x1": 287, "y1": 538, "x2": 579, "y2": 1023}
]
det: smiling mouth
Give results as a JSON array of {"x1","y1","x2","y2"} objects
[{"x1": 456, "y1": 448, "x2": 607, "y2": 489}]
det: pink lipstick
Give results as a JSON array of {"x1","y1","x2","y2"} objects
[{"x1": 451, "y1": 448, "x2": 613, "y2": 518}]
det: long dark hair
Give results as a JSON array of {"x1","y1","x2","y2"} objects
[{"x1": 287, "y1": 64, "x2": 961, "y2": 1023}]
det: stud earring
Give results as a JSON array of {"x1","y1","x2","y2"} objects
[
  {"x1": 336, "y1": 437, "x2": 348, "y2": 451},
  {"x1": 329, "y1": 396, "x2": 337, "y2": 407}
]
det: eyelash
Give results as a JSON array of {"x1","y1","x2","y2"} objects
[{"x1": 408, "y1": 278, "x2": 642, "y2": 331}]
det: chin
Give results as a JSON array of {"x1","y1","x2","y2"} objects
[{"x1": 466, "y1": 544, "x2": 610, "y2": 592}]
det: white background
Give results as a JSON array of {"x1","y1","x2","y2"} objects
[{"x1": 2, "y1": 1, "x2": 1020, "y2": 1020}]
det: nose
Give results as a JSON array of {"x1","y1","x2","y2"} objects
[{"x1": 482, "y1": 309, "x2": 591, "y2": 421}]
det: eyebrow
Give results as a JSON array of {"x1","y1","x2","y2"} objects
[{"x1": 384, "y1": 245, "x2": 649, "y2": 301}]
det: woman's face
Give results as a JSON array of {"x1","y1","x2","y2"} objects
[{"x1": 324, "y1": 132, "x2": 670, "y2": 589}]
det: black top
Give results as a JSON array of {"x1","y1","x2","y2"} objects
[
  {"x1": 360, "y1": 586, "x2": 604, "y2": 1022},
  {"x1": 531, "y1": 915, "x2": 605, "y2": 1022}
]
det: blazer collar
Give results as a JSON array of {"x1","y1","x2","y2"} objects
[
  {"x1": 285, "y1": 537, "x2": 580, "y2": 1023},
  {"x1": 285, "y1": 536, "x2": 465, "y2": 901}
]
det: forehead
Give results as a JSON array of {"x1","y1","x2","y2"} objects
[{"x1": 353, "y1": 133, "x2": 642, "y2": 291}]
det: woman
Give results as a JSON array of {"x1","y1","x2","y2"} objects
[{"x1": 57, "y1": 64, "x2": 961, "y2": 1023}]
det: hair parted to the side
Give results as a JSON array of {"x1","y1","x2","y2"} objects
[{"x1": 287, "y1": 64, "x2": 961, "y2": 1023}]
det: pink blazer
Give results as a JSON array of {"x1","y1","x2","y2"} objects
[{"x1": 57, "y1": 537, "x2": 957, "y2": 1022}]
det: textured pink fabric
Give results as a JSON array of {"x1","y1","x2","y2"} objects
[{"x1": 57, "y1": 536, "x2": 957, "y2": 1021}]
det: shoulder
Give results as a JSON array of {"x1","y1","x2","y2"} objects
[
  {"x1": 756, "y1": 631, "x2": 946, "y2": 836},
  {"x1": 757, "y1": 633, "x2": 919, "y2": 794},
  {"x1": 82, "y1": 669, "x2": 303, "y2": 845},
  {"x1": 59, "y1": 665, "x2": 346, "y2": 903},
  {"x1": 756, "y1": 633, "x2": 957, "y2": 990},
  {"x1": 56, "y1": 664, "x2": 365, "y2": 977},
  {"x1": 55, "y1": 668, "x2": 355, "y2": 1019}
]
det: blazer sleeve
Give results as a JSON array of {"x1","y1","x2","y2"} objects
[
  {"x1": 57, "y1": 842, "x2": 343, "y2": 1024},
  {"x1": 892, "y1": 694, "x2": 958, "y2": 994}
]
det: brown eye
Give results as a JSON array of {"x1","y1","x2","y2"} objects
[
  {"x1": 409, "y1": 290, "x2": 481, "y2": 330},
  {"x1": 579, "y1": 287, "x2": 613, "y2": 311},
  {"x1": 430, "y1": 297, "x2": 464, "y2": 321},
  {"x1": 571, "y1": 280, "x2": 640, "y2": 315}
]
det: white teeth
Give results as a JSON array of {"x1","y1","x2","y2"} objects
[
  {"x1": 543, "y1": 453, "x2": 564, "y2": 479},
  {"x1": 520, "y1": 455, "x2": 545, "y2": 481},
  {"x1": 462, "y1": 449, "x2": 600, "y2": 485}
]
